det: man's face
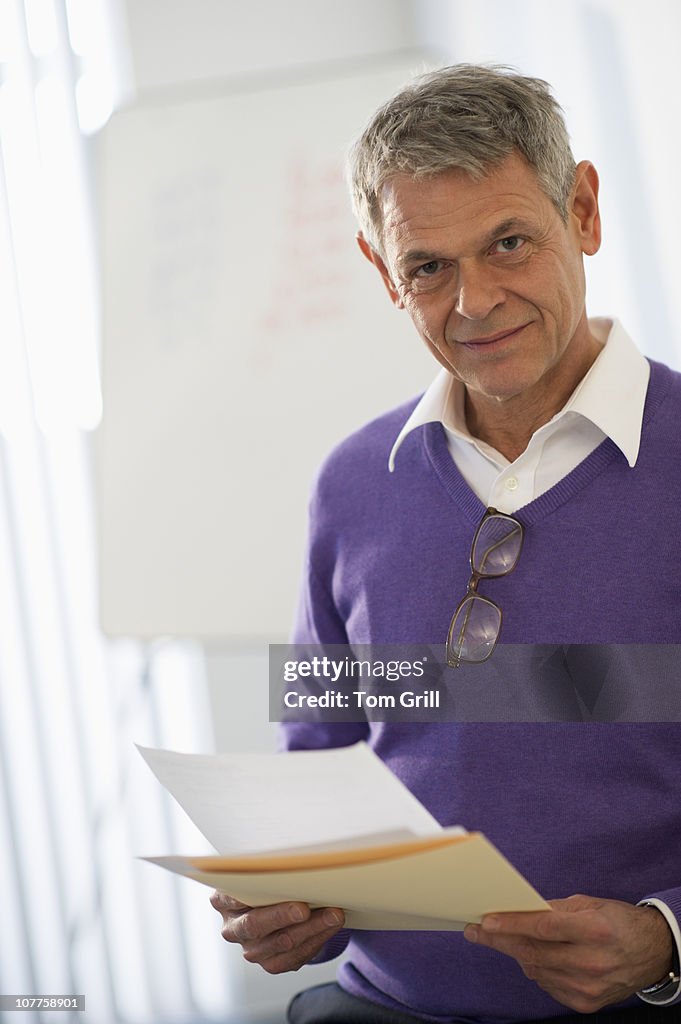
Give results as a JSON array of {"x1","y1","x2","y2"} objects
[{"x1": 362, "y1": 153, "x2": 601, "y2": 411}]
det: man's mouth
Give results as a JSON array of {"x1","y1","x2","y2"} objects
[{"x1": 458, "y1": 323, "x2": 529, "y2": 349}]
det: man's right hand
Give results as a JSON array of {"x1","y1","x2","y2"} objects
[{"x1": 210, "y1": 892, "x2": 345, "y2": 974}]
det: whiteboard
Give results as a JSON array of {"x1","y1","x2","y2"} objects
[{"x1": 97, "y1": 57, "x2": 435, "y2": 641}]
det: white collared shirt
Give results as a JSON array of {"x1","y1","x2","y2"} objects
[{"x1": 388, "y1": 318, "x2": 650, "y2": 512}]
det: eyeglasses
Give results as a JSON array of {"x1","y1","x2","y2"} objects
[{"x1": 446, "y1": 507, "x2": 524, "y2": 668}]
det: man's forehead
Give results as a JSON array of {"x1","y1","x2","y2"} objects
[
  {"x1": 380, "y1": 152, "x2": 542, "y2": 206},
  {"x1": 378, "y1": 156, "x2": 549, "y2": 253}
]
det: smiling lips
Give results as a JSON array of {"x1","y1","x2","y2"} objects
[{"x1": 458, "y1": 323, "x2": 529, "y2": 348}]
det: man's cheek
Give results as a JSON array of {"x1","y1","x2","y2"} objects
[{"x1": 403, "y1": 299, "x2": 437, "y2": 344}]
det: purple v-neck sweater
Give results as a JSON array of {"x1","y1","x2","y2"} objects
[{"x1": 283, "y1": 360, "x2": 681, "y2": 1023}]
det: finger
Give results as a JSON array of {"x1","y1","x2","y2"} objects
[
  {"x1": 476, "y1": 906, "x2": 611, "y2": 944},
  {"x1": 465, "y1": 927, "x2": 621, "y2": 979},
  {"x1": 464, "y1": 928, "x2": 560, "y2": 966},
  {"x1": 256, "y1": 915, "x2": 346, "y2": 975},
  {"x1": 243, "y1": 908, "x2": 345, "y2": 965},
  {"x1": 209, "y1": 891, "x2": 250, "y2": 913},
  {"x1": 516, "y1": 944, "x2": 619, "y2": 978},
  {"x1": 223, "y1": 902, "x2": 312, "y2": 943}
]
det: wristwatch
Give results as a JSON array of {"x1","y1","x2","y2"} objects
[
  {"x1": 639, "y1": 903, "x2": 681, "y2": 998},
  {"x1": 640, "y1": 967, "x2": 681, "y2": 998}
]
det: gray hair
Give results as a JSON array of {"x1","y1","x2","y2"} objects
[{"x1": 348, "y1": 64, "x2": 576, "y2": 253}]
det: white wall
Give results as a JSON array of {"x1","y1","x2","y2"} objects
[
  {"x1": 116, "y1": 0, "x2": 422, "y2": 722},
  {"x1": 115, "y1": 0, "x2": 423, "y2": 738},
  {"x1": 124, "y1": 0, "x2": 416, "y2": 91}
]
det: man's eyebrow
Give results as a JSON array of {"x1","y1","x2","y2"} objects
[
  {"x1": 397, "y1": 249, "x2": 441, "y2": 269},
  {"x1": 396, "y1": 218, "x2": 535, "y2": 269},
  {"x1": 484, "y1": 218, "x2": 532, "y2": 244}
]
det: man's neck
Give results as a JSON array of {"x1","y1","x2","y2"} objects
[{"x1": 464, "y1": 328, "x2": 603, "y2": 463}]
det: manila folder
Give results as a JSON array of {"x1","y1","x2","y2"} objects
[{"x1": 145, "y1": 829, "x2": 549, "y2": 930}]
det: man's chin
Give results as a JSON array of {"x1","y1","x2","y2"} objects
[{"x1": 461, "y1": 367, "x2": 545, "y2": 405}]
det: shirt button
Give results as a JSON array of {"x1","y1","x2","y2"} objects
[{"x1": 504, "y1": 476, "x2": 519, "y2": 491}]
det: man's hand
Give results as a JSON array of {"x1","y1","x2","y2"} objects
[
  {"x1": 210, "y1": 892, "x2": 345, "y2": 974},
  {"x1": 464, "y1": 894, "x2": 674, "y2": 1013}
]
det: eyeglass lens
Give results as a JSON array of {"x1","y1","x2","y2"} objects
[
  {"x1": 472, "y1": 514, "x2": 523, "y2": 576},
  {"x1": 448, "y1": 594, "x2": 501, "y2": 664}
]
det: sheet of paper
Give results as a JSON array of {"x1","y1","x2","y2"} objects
[{"x1": 137, "y1": 741, "x2": 447, "y2": 854}]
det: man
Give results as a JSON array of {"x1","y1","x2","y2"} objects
[{"x1": 212, "y1": 65, "x2": 681, "y2": 1022}]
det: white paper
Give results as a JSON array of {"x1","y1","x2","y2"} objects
[{"x1": 137, "y1": 741, "x2": 448, "y2": 854}]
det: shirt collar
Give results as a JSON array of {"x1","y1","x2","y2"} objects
[
  {"x1": 388, "y1": 319, "x2": 650, "y2": 472},
  {"x1": 556, "y1": 318, "x2": 649, "y2": 467}
]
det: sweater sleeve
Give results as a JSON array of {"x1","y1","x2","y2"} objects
[
  {"x1": 280, "y1": 479, "x2": 370, "y2": 753},
  {"x1": 280, "y1": 558, "x2": 370, "y2": 751}
]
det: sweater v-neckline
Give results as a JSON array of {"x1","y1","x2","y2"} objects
[{"x1": 421, "y1": 359, "x2": 669, "y2": 528}]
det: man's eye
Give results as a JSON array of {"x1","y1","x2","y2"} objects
[
  {"x1": 493, "y1": 236, "x2": 525, "y2": 254},
  {"x1": 414, "y1": 260, "x2": 443, "y2": 277}
]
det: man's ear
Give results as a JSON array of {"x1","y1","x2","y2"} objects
[
  {"x1": 356, "y1": 232, "x2": 404, "y2": 309},
  {"x1": 571, "y1": 161, "x2": 601, "y2": 256}
]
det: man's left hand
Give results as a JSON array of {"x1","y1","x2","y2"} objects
[{"x1": 463, "y1": 894, "x2": 674, "y2": 1013}]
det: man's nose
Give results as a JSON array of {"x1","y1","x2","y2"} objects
[{"x1": 455, "y1": 263, "x2": 506, "y2": 321}]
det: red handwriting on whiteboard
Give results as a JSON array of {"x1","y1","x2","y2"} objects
[{"x1": 256, "y1": 158, "x2": 354, "y2": 351}]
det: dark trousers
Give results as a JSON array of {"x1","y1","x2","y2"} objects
[{"x1": 287, "y1": 982, "x2": 681, "y2": 1024}]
